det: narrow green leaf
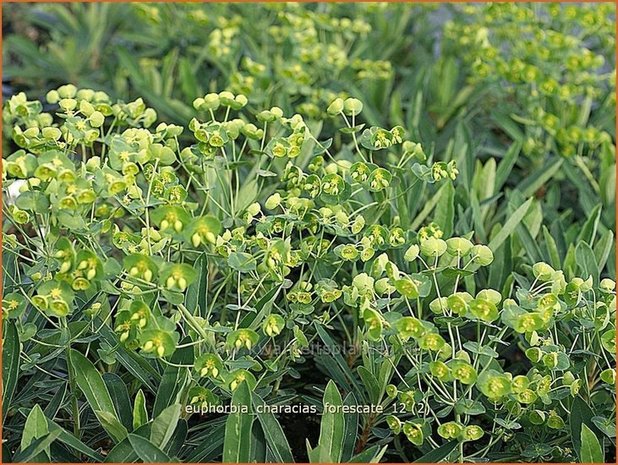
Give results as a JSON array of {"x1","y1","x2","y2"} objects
[
  {"x1": 434, "y1": 181, "x2": 455, "y2": 237},
  {"x1": 357, "y1": 367, "x2": 380, "y2": 405},
  {"x1": 251, "y1": 420, "x2": 267, "y2": 462},
  {"x1": 517, "y1": 158, "x2": 563, "y2": 198},
  {"x1": 69, "y1": 350, "x2": 124, "y2": 442},
  {"x1": 12, "y1": 430, "x2": 61, "y2": 463},
  {"x1": 488, "y1": 197, "x2": 533, "y2": 252},
  {"x1": 411, "y1": 182, "x2": 448, "y2": 231},
  {"x1": 153, "y1": 341, "x2": 192, "y2": 417},
  {"x1": 103, "y1": 372, "x2": 133, "y2": 430},
  {"x1": 253, "y1": 394, "x2": 294, "y2": 463},
  {"x1": 314, "y1": 323, "x2": 361, "y2": 393},
  {"x1": 414, "y1": 440, "x2": 458, "y2": 462},
  {"x1": 469, "y1": 191, "x2": 487, "y2": 243},
  {"x1": 576, "y1": 241, "x2": 599, "y2": 284},
  {"x1": 318, "y1": 380, "x2": 345, "y2": 463},
  {"x1": 516, "y1": 222, "x2": 543, "y2": 263},
  {"x1": 43, "y1": 383, "x2": 67, "y2": 420},
  {"x1": 104, "y1": 423, "x2": 150, "y2": 463},
  {"x1": 185, "y1": 253, "x2": 209, "y2": 317},
  {"x1": 133, "y1": 389, "x2": 148, "y2": 431},
  {"x1": 166, "y1": 419, "x2": 188, "y2": 457},
  {"x1": 128, "y1": 433, "x2": 171, "y2": 462},
  {"x1": 580, "y1": 423, "x2": 604, "y2": 463},
  {"x1": 577, "y1": 204, "x2": 602, "y2": 246},
  {"x1": 184, "y1": 420, "x2": 225, "y2": 462},
  {"x1": 96, "y1": 320, "x2": 160, "y2": 392},
  {"x1": 570, "y1": 396, "x2": 596, "y2": 453},
  {"x1": 542, "y1": 226, "x2": 561, "y2": 269},
  {"x1": 2, "y1": 320, "x2": 20, "y2": 421},
  {"x1": 306, "y1": 441, "x2": 320, "y2": 463},
  {"x1": 95, "y1": 410, "x2": 129, "y2": 443},
  {"x1": 46, "y1": 418, "x2": 105, "y2": 462},
  {"x1": 22, "y1": 404, "x2": 49, "y2": 452},
  {"x1": 223, "y1": 382, "x2": 253, "y2": 462},
  {"x1": 342, "y1": 392, "x2": 359, "y2": 462},
  {"x1": 150, "y1": 403, "x2": 181, "y2": 450},
  {"x1": 495, "y1": 141, "x2": 522, "y2": 192},
  {"x1": 491, "y1": 111, "x2": 523, "y2": 142},
  {"x1": 348, "y1": 444, "x2": 388, "y2": 463},
  {"x1": 594, "y1": 230, "x2": 614, "y2": 273}
]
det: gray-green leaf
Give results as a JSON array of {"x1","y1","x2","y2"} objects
[
  {"x1": 150, "y1": 403, "x2": 181, "y2": 450},
  {"x1": 318, "y1": 380, "x2": 345, "y2": 463},
  {"x1": 580, "y1": 423, "x2": 604, "y2": 463}
]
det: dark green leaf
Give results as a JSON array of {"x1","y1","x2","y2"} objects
[
  {"x1": 103, "y1": 372, "x2": 133, "y2": 430},
  {"x1": 253, "y1": 394, "x2": 294, "y2": 463},
  {"x1": 70, "y1": 350, "x2": 125, "y2": 442},
  {"x1": 128, "y1": 433, "x2": 171, "y2": 462},
  {"x1": 414, "y1": 440, "x2": 458, "y2": 462},
  {"x1": 2, "y1": 320, "x2": 20, "y2": 421},
  {"x1": 153, "y1": 341, "x2": 192, "y2": 417}
]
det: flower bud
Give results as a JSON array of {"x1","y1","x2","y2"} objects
[
  {"x1": 192, "y1": 97, "x2": 205, "y2": 110},
  {"x1": 343, "y1": 98, "x2": 363, "y2": 115},
  {"x1": 42, "y1": 127, "x2": 62, "y2": 140},
  {"x1": 471, "y1": 245, "x2": 493, "y2": 266},
  {"x1": 58, "y1": 84, "x2": 77, "y2": 99},
  {"x1": 327, "y1": 98, "x2": 344, "y2": 116},
  {"x1": 533, "y1": 262, "x2": 555, "y2": 281},
  {"x1": 446, "y1": 237, "x2": 473, "y2": 256},
  {"x1": 462, "y1": 425, "x2": 484, "y2": 441},
  {"x1": 79, "y1": 99, "x2": 95, "y2": 116},
  {"x1": 265, "y1": 193, "x2": 282, "y2": 210},
  {"x1": 219, "y1": 91, "x2": 235, "y2": 106},
  {"x1": 89, "y1": 111, "x2": 105, "y2": 128},
  {"x1": 247, "y1": 202, "x2": 261, "y2": 217},
  {"x1": 420, "y1": 237, "x2": 447, "y2": 258},
  {"x1": 270, "y1": 106, "x2": 283, "y2": 118},
  {"x1": 235, "y1": 94, "x2": 248, "y2": 107},
  {"x1": 203, "y1": 93, "x2": 220, "y2": 110},
  {"x1": 525, "y1": 347, "x2": 543, "y2": 363},
  {"x1": 600, "y1": 278, "x2": 615, "y2": 292},
  {"x1": 59, "y1": 98, "x2": 77, "y2": 111},
  {"x1": 404, "y1": 244, "x2": 419, "y2": 262},
  {"x1": 46, "y1": 90, "x2": 60, "y2": 104},
  {"x1": 600, "y1": 368, "x2": 615, "y2": 385}
]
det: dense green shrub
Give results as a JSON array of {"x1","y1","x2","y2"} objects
[{"x1": 2, "y1": 2, "x2": 616, "y2": 463}]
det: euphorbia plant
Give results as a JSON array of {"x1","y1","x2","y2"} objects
[{"x1": 2, "y1": 85, "x2": 466, "y2": 461}]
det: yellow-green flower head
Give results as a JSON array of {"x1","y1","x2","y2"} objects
[{"x1": 195, "y1": 354, "x2": 223, "y2": 379}]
